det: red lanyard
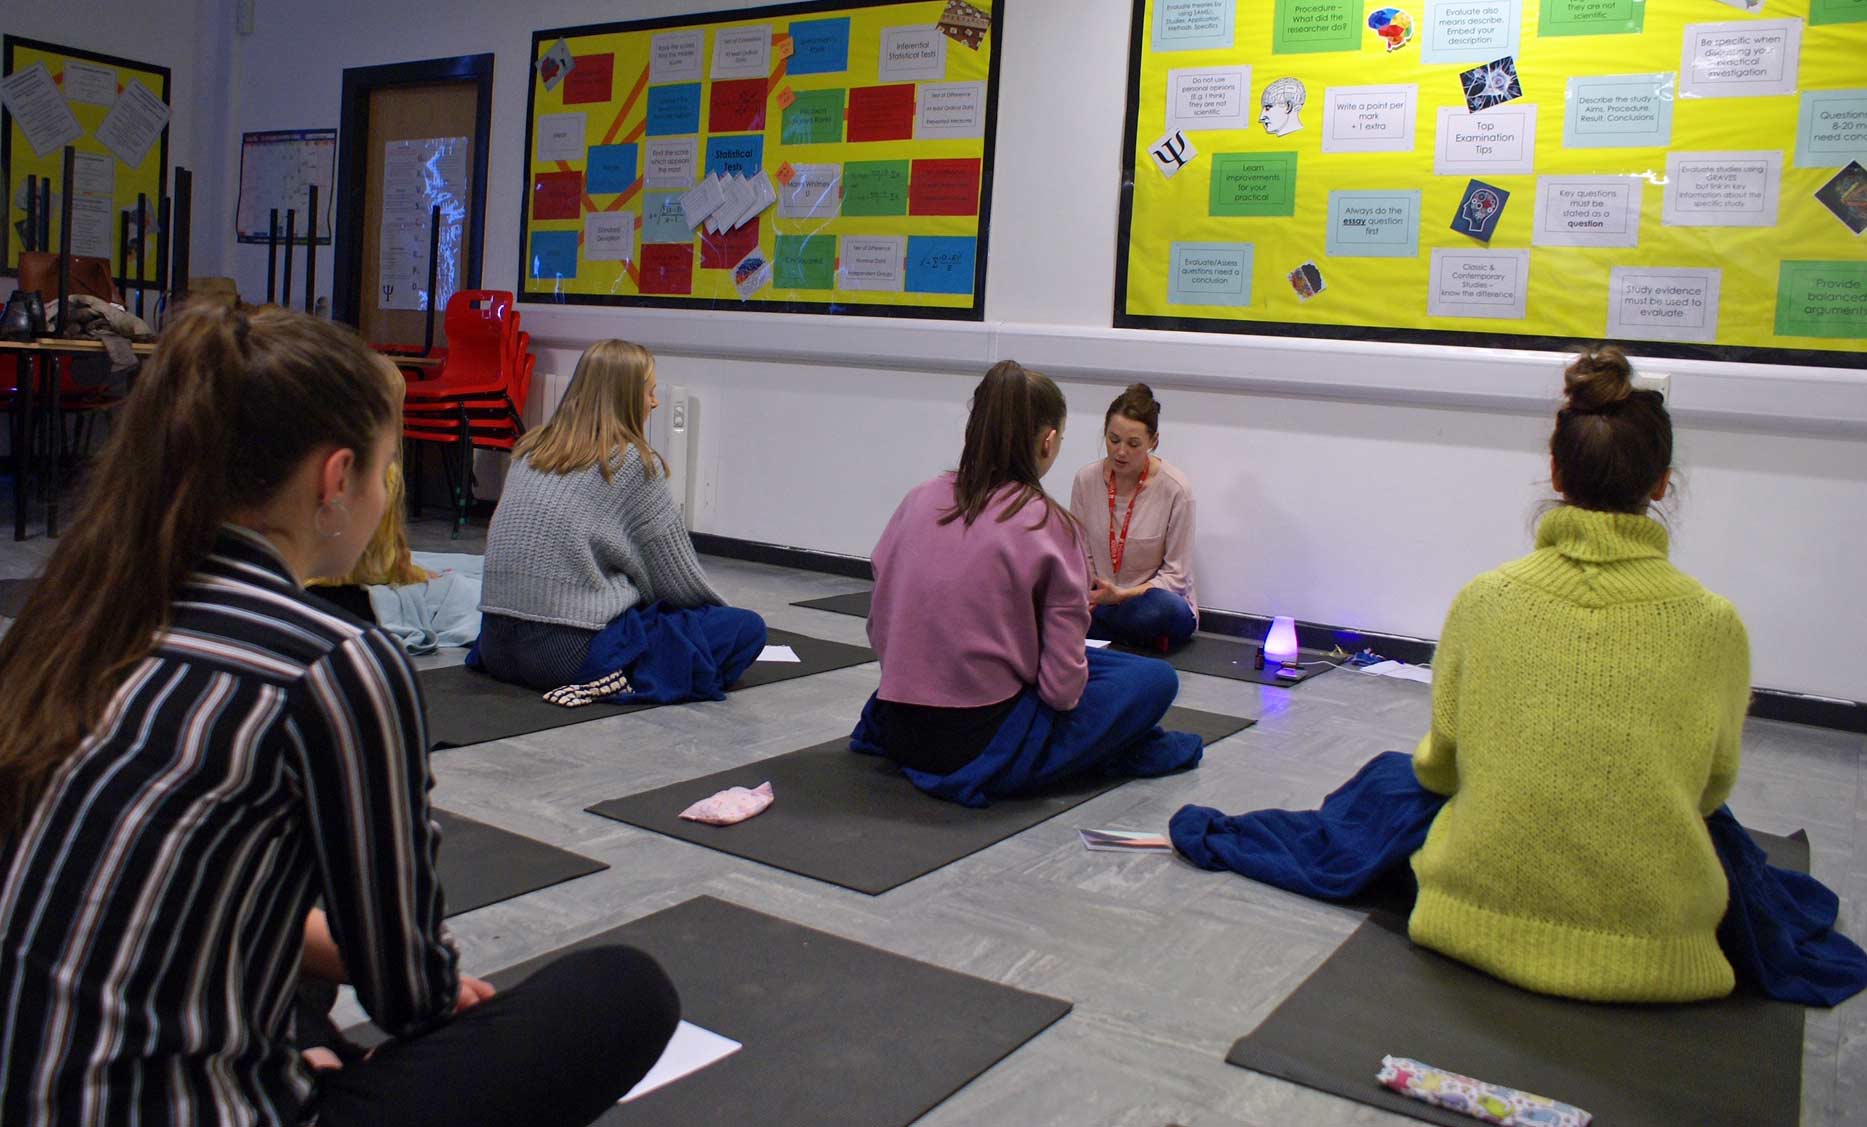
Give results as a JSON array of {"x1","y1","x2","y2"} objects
[{"x1": 1107, "y1": 460, "x2": 1148, "y2": 575}]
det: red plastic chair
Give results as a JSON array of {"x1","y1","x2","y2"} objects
[{"x1": 402, "y1": 297, "x2": 531, "y2": 536}]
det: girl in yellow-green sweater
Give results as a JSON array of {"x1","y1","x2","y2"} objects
[{"x1": 1408, "y1": 347, "x2": 1750, "y2": 1003}]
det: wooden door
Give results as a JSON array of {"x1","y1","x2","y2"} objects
[{"x1": 357, "y1": 81, "x2": 478, "y2": 348}]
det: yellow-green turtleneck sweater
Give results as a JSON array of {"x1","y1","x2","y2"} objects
[{"x1": 1409, "y1": 505, "x2": 1751, "y2": 1003}]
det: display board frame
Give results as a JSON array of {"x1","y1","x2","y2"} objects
[
  {"x1": 1, "y1": 35, "x2": 171, "y2": 279},
  {"x1": 1113, "y1": 2, "x2": 1867, "y2": 369},
  {"x1": 518, "y1": 0, "x2": 1003, "y2": 320}
]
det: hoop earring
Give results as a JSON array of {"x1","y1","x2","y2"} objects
[{"x1": 314, "y1": 499, "x2": 351, "y2": 540}]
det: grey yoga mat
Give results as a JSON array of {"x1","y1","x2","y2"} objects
[
  {"x1": 433, "y1": 809, "x2": 608, "y2": 917},
  {"x1": 790, "y1": 590, "x2": 1335, "y2": 688},
  {"x1": 420, "y1": 628, "x2": 875, "y2": 749},
  {"x1": 352, "y1": 895, "x2": 1072, "y2": 1127},
  {"x1": 1226, "y1": 829, "x2": 1812, "y2": 1127},
  {"x1": 586, "y1": 705, "x2": 1254, "y2": 894}
]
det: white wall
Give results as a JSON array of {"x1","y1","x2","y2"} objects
[{"x1": 199, "y1": 0, "x2": 1867, "y2": 702}]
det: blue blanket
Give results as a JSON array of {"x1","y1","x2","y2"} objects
[
  {"x1": 573, "y1": 601, "x2": 766, "y2": 705},
  {"x1": 1170, "y1": 751, "x2": 1867, "y2": 1007},
  {"x1": 851, "y1": 646, "x2": 1203, "y2": 808}
]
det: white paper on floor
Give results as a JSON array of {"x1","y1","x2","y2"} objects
[
  {"x1": 756, "y1": 644, "x2": 801, "y2": 663},
  {"x1": 1361, "y1": 660, "x2": 1433, "y2": 684},
  {"x1": 1084, "y1": 639, "x2": 1112, "y2": 649},
  {"x1": 1078, "y1": 828, "x2": 1174, "y2": 852},
  {"x1": 620, "y1": 1020, "x2": 742, "y2": 1104}
]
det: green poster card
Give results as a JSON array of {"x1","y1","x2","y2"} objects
[
  {"x1": 1272, "y1": 0, "x2": 1363, "y2": 54},
  {"x1": 775, "y1": 234, "x2": 837, "y2": 289},
  {"x1": 1811, "y1": 0, "x2": 1867, "y2": 26},
  {"x1": 1775, "y1": 261, "x2": 1867, "y2": 339},
  {"x1": 842, "y1": 161, "x2": 910, "y2": 216},
  {"x1": 782, "y1": 89, "x2": 846, "y2": 146},
  {"x1": 1539, "y1": 0, "x2": 1645, "y2": 38},
  {"x1": 1209, "y1": 153, "x2": 1298, "y2": 217}
]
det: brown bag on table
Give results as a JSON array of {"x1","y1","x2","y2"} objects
[{"x1": 16, "y1": 252, "x2": 122, "y2": 308}]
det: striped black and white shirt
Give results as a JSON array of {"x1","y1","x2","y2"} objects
[{"x1": 1, "y1": 527, "x2": 458, "y2": 1126}]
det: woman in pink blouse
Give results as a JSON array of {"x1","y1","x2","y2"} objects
[{"x1": 1068, "y1": 383, "x2": 1198, "y2": 649}]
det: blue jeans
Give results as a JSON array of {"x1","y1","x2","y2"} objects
[
  {"x1": 851, "y1": 646, "x2": 1203, "y2": 807},
  {"x1": 1089, "y1": 587, "x2": 1197, "y2": 648}
]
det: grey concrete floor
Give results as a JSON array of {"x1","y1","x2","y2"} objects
[{"x1": 3, "y1": 511, "x2": 1863, "y2": 1125}]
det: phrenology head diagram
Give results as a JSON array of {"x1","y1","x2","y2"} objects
[{"x1": 1259, "y1": 77, "x2": 1306, "y2": 137}]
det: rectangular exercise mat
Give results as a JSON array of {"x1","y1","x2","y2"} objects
[
  {"x1": 1227, "y1": 830, "x2": 1812, "y2": 1127},
  {"x1": 356, "y1": 895, "x2": 1072, "y2": 1127},
  {"x1": 0, "y1": 577, "x2": 37, "y2": 618},
  {"x1": 433, "y1": 809, "x2": 608, "y2": 917},
  {"x1": 586, "y1": 706, "x2": 1254, "y2": 895},
  {"x1": 791, "y1": 589, "x2": 873, "y2": 618},
  {"x1": 421, "y1": 628, "x2": 875, "y2": 749},
  {"x1": 790, "y1": 591, "x2": 1334, "y2": 688}
]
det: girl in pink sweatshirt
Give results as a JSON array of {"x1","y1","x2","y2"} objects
[{"x1": 851, "y1": 361, "x2": 1203, "y2": 807}]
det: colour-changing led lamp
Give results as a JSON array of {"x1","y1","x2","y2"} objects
[{"x1": 1264, "y1": 616, "x2": 1300, "y2": 667}]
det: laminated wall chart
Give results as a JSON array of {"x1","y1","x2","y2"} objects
[
  {"x1": 521, "y1": 0, "x2": 1000, "y2": 317},
  {"x1": 0, "y1": 37, "x2": 170, "y2": 277},
  {"x1": 1116, "y1": 1, "x2": 1867, "y2": 365}
]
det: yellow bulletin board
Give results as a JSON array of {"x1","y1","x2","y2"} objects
[
  {"x1": 2, "y1": 37, "x2": 170, "y2": 278},
  {"x1": 1116, "y1": 1, "x2": 1867, "y2": 367},
  {"x1": 521, "y1": 0, "x2": 1001, "y2": 318}
]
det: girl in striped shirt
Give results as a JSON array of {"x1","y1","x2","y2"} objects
[{"x1": 0, "y1": 306, "x2": 677, "y2": 1126}]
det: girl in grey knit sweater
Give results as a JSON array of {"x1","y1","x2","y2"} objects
[{"x1": 475, "y1": 341, "x2": 764, "y2": 694}]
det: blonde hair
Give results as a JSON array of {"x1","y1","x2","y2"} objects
[
  {"x1": 514, "y1": 339, "x2": 665, "y2": 481},
  {"x1": 309, "y1": 460, "x2": 435, "y2": 588}
]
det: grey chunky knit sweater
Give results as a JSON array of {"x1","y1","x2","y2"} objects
[{"x1": 480, "y1": 448, "x2": 724, "y2": 629}]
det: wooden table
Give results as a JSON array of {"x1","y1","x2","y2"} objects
[{"x1": 2, "y1": 337, "x2": 155, "y2": 540}]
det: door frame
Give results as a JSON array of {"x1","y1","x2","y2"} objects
[{"x1": 331, "y1": 52, "x2": 494, "y2": 328}]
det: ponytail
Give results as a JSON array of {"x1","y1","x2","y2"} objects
[
  {"x1": 0, "y1": 306, "x2": 398, "y2": 831},
  {"x1": 942, "y1": 359, "x2": 1075, "y2": 534}
]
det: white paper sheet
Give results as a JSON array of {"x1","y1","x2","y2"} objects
[
  {"x1": 1322, "y1": 84, "x2": 1418, "y2": 154},
  {"x1": 651, "y1": 29, "x2": 707, "y2": 83},
  {"x1": 711, "y1": 24, "x2": 773, "y2": 81},
  {"x1": 1427, "y1": 248, "x2": 1529, "y2": 320},
  {"x1": 0, "y1": 63, "x2": 83, "y2": 158},
  {"x1": 1360, "y1": 660, "x2": 1434, "y2": 684},
  {"x1": 1079, "y1": 828, "x2": 1174, "y2": 852},
  {"x1": 757, "y1": 644, "x2": 801, "y2": 663},
  {"x1": 1532, "y1": 175, "x2": 1643, "y2": 248},
  {"x1": 93, "y1": 79, "x2": 169, "y2": 168},
  {"x1": 644, "y1": 137, "x2": 698, "y2": 190},
  {"x1": 1085, "y1": 639, "x2": 1113, "y2": 649},
  {"x1": 583, "y1": 211, "x2": 636, "y2": 262},
  {"x1": 878, "y1": 25, "x2": 947, "y2": 82},
  {"x1": 619, "y1": 1021, "x2": 742, "y2": 1104},
  {"x1": 69, "y1": 152, "x2": 116, "y2": 259},
  {"x1": 680, "y1": 175, "x2": 726, "y2": 229},
  {"x1": 1605, "y1": 267, "x2": 1722, "y2": 344},
  {"x1": 1434, "y1": 104, "x2": 1536, "y2": 176},
  {"x1": 837, "y1": 235, "x2": 903, "y2": 291},
  {"x1": 378, "y1": 137, "x2": 468, "y2": 311},
  {"x1": 1662, "y1": 150, "x2": 1782, "y2": 228},
  {"x1": 534, "y1": 112, "x2": 587, "y2": 163},
  {"x1": 915, "y1": 81, "x2": 987, "y2": 140},
  {"x1": 716, "y1": 173, "x2": 756, "y2": 230},
  {"x1": 61, "y1": 60, "x2": 119, "y2": 106},
  {"x1": 731, "y1": 170, "x2": 776, "y2": 229},
  {"x1": 1681, "y1": 19, "x2": 1801, "y2": 99},
  {"x1": 1166, "y1": 66, "x2": 1252, "y2": 133},
  {"x1": 779, "y1": 163, "x2": 842, "y2": 220}
]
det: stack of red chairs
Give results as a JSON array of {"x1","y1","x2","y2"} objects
[{"x1": 397, "y1": 289, "x2": 534, "y2": 535}]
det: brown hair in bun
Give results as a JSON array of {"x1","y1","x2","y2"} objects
[
  {"x1": 1550, "y1": 346, "x2": 1673, "y2": 514},
  {"x1": 1104, "y1": 382, "x2": 1161, "y2": 437}
]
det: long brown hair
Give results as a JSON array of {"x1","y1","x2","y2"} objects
[
  {"x1": 308, "y1": 458, "x2": 434, "y2": 589},
  {"x1": 941, "y1": 360, "x2": 1074, "y2": 533},
  {"x1": 1550, "y1": 346, "x2": 1672, "y2": 514},
  {"x1": 0, "y1": 305, "x2": 399, "y2": 832},
  {"x1": 514, "y1": 339, "x2": 665, "y2": 481}
]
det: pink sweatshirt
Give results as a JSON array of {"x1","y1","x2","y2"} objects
[{"x1": 868, "y1": 474, "x2": 1091, "y2": 712}]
